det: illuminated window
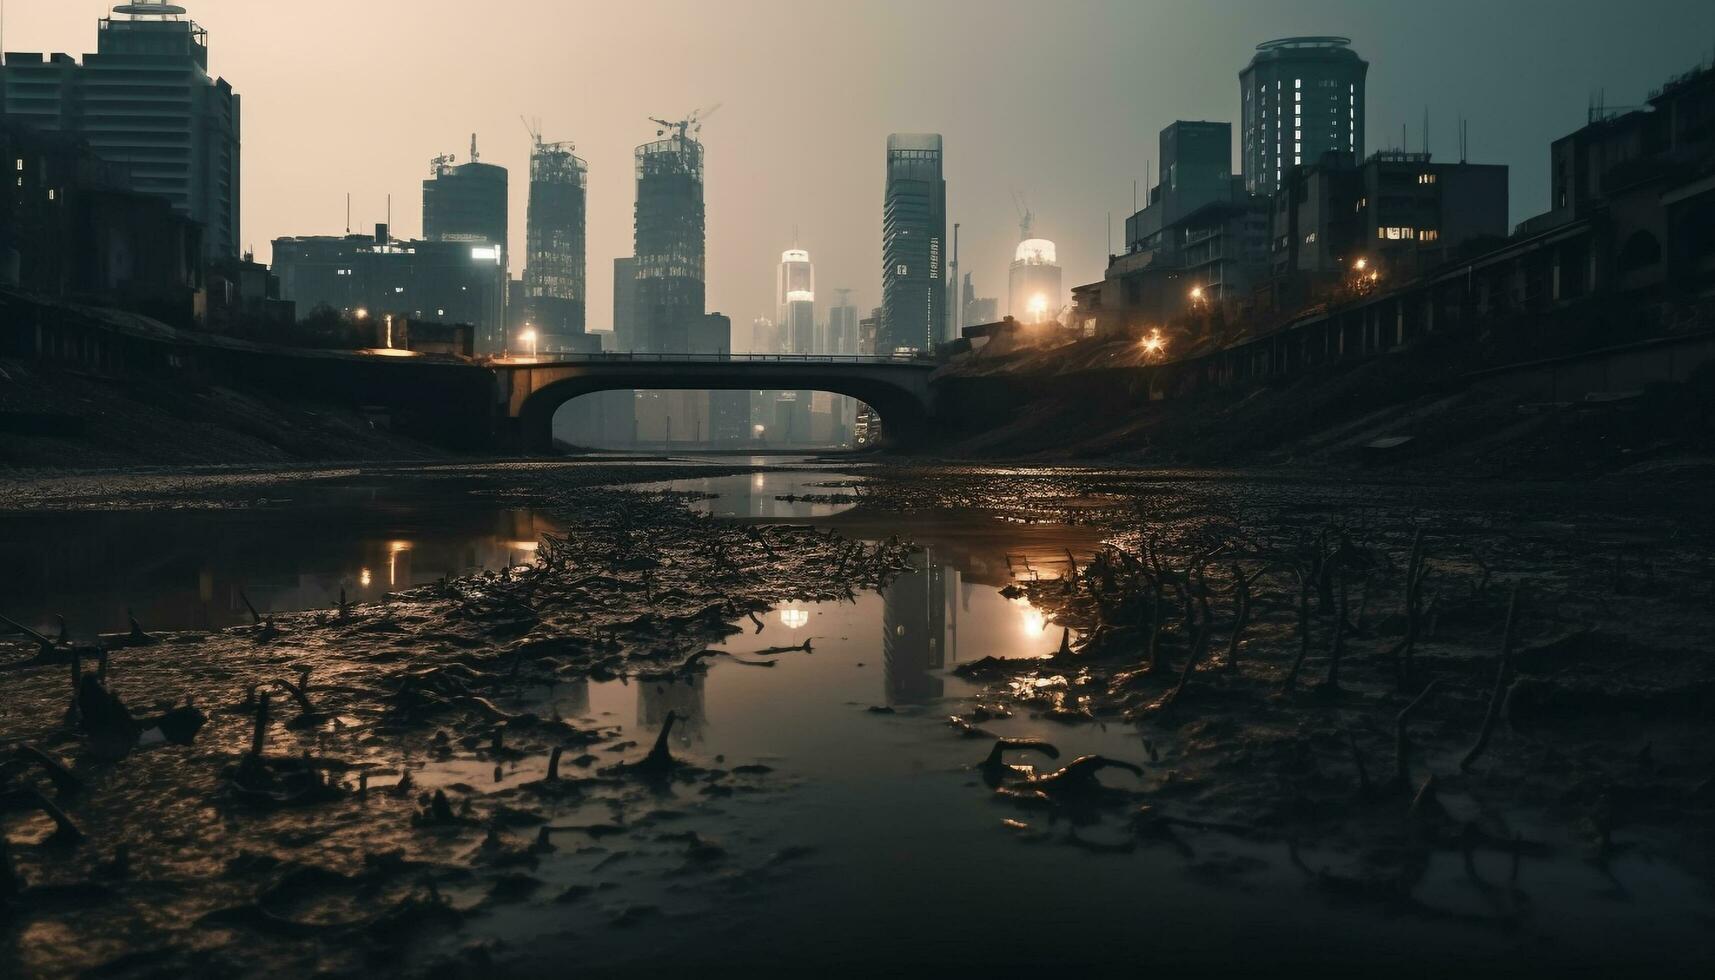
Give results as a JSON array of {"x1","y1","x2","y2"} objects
[
  {"x1": 896, "y1": 264, "x2": 908, "y2": 276},
  {"x1": 47, "y1": 189, "x2": 55, "y2": 201},
  {"x1": 14, "y1": 159, "x2": 21, "y2": 172},
  {"x1": 1420, "y1": 230, "x2": 1440, "y2": 242},
  {"x1": 1417, "y1": 173, "x2": 1437, "y2": 184}
]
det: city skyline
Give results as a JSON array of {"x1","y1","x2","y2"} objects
[{"x1": 4, "y1": 0, "x2": 1713, "y2": 334}]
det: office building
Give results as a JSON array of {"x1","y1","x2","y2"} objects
[
  {"x1": 1240, "y1": 36, "x2": 1368, "y2": 199},
  {"x1": 0, "y1": 1, "x2": 240, "y2": 259},
  {"x1": 423, "y1": 140, "x2": 507, "y2": 247},
  {"x1": 270, "y1": 228, "x2": 507, "y2": 351},
  {"x1": 633, "y1": 122, "x2": 706, "y2": 352},
  {"x1": 1126, "y1": 121, "x2": 1236, "y2": 250},
  {"x1": 881, "y1": 133, "x2": 946, "y2": 352},
  {"x1": 523, "y1": 136, "x2": 588, "y2": 348}
]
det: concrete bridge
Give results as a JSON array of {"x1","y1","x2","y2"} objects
[{"x1": 492, "y1": 353, "x2": 941, "y2": 451}]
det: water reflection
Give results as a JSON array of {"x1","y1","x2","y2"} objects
[
  {"x1": 638, "y1": 673, "x2": 708, "y2": 747},
  {"x1": 653, "y1": 459, "x2": 865, "y2": 520},
  {"x1": 883, "y1": 550, "x2": 951, "y2": 705},
  {"x1": 0, "y1": 498, "x2": 563, "y2": 636}
]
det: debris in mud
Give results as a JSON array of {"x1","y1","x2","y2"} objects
[{"x1": 0, "y1": 476, "x2": 914, "y2": 977}]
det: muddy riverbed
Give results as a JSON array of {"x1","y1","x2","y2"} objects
[{"x1": 2, "y1": 458, "x2": 1713, "y2": 976}]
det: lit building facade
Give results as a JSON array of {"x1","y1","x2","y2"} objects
[
  {"x1": 0, "y1": 1, "x2": 240, "y2": 259},
  {"x1": 777, "y1": 248, "x2": 816, "y2": 353},
  {"x1": 1008, "y1": 238, "x2": 1063, "y2": 322},
  {"x1": 1240, "y1": 37, "x2": 1368, "y2": 200},
  {"x1": 881, "y1": 133, "x2": 946, "y2": 353}
]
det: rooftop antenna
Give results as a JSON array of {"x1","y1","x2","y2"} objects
[
  {"x1": 345, "y1": 193, "x2": 350, "y2": 235},
  {"x1": 1422, "y1": 107, "x2": 1429, "y2": 160},
  {"x1": 469, "y1": 133, "x2": 479, "y2": 163}
]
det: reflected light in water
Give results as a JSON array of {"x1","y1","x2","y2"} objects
[
  {"x1": 778, "y1": 607, "x2": 810, "y2": 629},
  {"x1": 387, "y1": 541, "x2": 411, "y2": 586},
  {"x1": 359, "y1": 568, "x2": 372, "y2": 588},
  {"x1": 1011, "y1": 597, "x2": 1048, "y2": 636}
]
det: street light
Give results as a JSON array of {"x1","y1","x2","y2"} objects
[{"x1": 520, "y1": 325, "x2": 538, "y2": 359}]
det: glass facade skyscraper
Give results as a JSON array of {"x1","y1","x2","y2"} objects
[{"x1": 881, "y1": 133, "x2": 946, "y2": 353}]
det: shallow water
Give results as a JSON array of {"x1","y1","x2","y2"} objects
[{"x1": 4, "y1": 459, "x2": 1711, "y2": 974}]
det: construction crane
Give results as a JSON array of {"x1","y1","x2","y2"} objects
[
  {"x1": 648, "y1": 103, "x2": 722, "y2": 141},
  {"x1": 1013, "y1": 192, "x2": 1034, "y2": 241}
]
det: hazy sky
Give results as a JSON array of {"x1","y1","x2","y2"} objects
[{"x1": 7, "y1": 0, "x2": 1715, "y2": 332}]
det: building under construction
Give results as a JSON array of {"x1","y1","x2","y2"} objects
[
  {"x1": 633, "y1": 121, "x2": 706, "y2": 353},
  {"x1": 523, "y1": 135, "x2": 589, "y2": 348}
]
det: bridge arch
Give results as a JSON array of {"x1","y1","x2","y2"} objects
[{"x1": 501, "y1": 357, "x2": 938, "y2": 453}]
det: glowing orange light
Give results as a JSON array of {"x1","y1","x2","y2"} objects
[{"x1": 1140, "y1": 328, "x2": 1167, "y2": 357}]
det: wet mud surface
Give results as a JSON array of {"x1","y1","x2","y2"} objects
[{"x1": 3, "y1": 459, "x2": 1714, "y2": 976}]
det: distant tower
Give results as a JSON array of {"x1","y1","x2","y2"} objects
[
  {"x1": 1009, "y1": 238, "x2": 1062, "y2": 323},
  {"x1": 633, "y1": 116, "x2": 707, "y2": 352},
  {"x1": 1240, "y1": 36, "x2": 1369, "y2": 198},
  {"x1": 827, "y1": 290, "x2": 859, "y2": 356},
  {"x1": 881, "y1": 133, "x2": 947, "y2": 353},
  {"x1": 522, "y1": 133, "x2": 588, "y2": 347},
  {"x1": 0, "y1": 1, "x2": 241, "y2": 258},
  {"x1": 777, "y1": 249, "x2": 815, "y2": 353}
]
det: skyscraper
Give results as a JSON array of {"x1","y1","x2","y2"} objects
[
  {"x1": 777, "y1": 249, "x2": 816, "y2": 353},
  {"x1": 523, "y1": 136, "x2": 588, "y2": 349},
  {"x1": 633, "y1": 122, "x2": 705, "y2": 352},
  {"x1": 881, "y1": 133, "x2": 946, "y2": 353},
  {"x1": 0, "y1": 1, "x2": 240, "y2": 259},
  {"x1": 1241, "y1": 37, "x2": 1368, "y2": 200},
  {"x1": 423, "y1": 139, "x2": 508, "y2": 249},
  {"x1": 612, "y1": 257, "x2": 638, "y2": 351},
  {"x1": 827, "y1": 298, "x2": 859, "y2": 355}
]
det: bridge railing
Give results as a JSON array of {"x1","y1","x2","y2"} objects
[{"x1": 490, "y1": 351, "x2": 934, "y2": 366}]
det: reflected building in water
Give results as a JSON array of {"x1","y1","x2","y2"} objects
[
  {"x1": 882, "y1": 549, "x2": 960, "y2": 705},
  {"x1": 638, "y1": 673, "x2": 707, "y2": 749}
]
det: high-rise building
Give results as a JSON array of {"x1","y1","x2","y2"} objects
[
  {"x1": 881, "y1": 133, "x2": 946, "y2": 353},
  {"x1": 633, "y1": 123, "x2": 705, "y2": 352},
  {"x1": 827, "y1": 299, "x2": 859, "y2": 355},
  {"x1": 1124, "y1": 120, "x2": 1237, "y2": 253},
  {"x1": 523, "y1": 136, "x2": 588, "y2": 348},
  {"x1": 423, "y1": 140, "x2": 507, "y2": 248},
  {"x1": 777, "y1": 249, "x2": 816, "y2": 353},
  {"x1": 1008, "y1": 238, "x2": 1063, "y2": 322},
  {"x1": 1240, "y1": 37, "x2": 1368, "y2": 200},
  {"x1": 0, "y1": 1, "x2": 241, "y2": 259},
  {"x1": 612, "y1": 257, "x2": 639, "y2": 351}
]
